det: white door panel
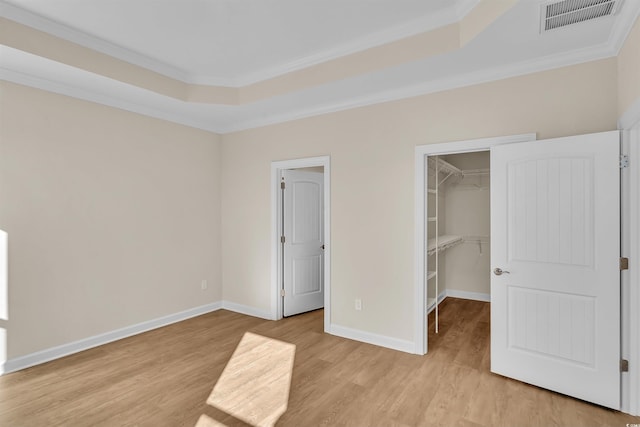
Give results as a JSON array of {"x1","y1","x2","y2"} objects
[
  {"x1": 491, "y1": 131, "x2": 620, "y2": 409},
  {"x1": 283, "y1": 170, "x2": 324, "y2": 316}
]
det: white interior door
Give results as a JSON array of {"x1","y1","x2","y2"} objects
[
  {"x1": 283, "y1": 170, "x2": 324, "y2": 317},
  {"x1": 491, "y1": 131, "x2": 621, "y2": 409}
]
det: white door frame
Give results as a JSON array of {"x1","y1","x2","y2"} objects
[
  {"x1": 271, "y1": 156, "x2": 331, "y2": 330},
  {"x1": 414, "y1": 133, "x2": 536, "y2": 355},
  {"x1": 620, "y1": 100, "x2": 640, "y2": 415}
]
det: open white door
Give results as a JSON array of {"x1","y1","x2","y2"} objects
[
  {"x1": 491, "y1": 131, "x2": 621, "y2": 409},
  {"x1": 282, "y1": 170, "x2": 324, "y2": 317}
]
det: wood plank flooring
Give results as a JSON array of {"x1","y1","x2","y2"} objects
[{"x1": 1, "y1": 298, "x2": 639, "y2": 426}]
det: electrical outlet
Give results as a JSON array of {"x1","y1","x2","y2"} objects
[
  {"x1": 355, "y1": 298, "x2": 362, "y2": 311},
  {"x1": 201, "y1": 279, "x2": 208, "y2": 290}
]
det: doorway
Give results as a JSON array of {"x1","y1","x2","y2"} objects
[
  {"x1": 425, "y1": 151, "x2": 491, "y2": 335},
  {"x1": 416, "y1": 131, "x2": 626, "y2": 411},
  {"x1": 281, "y1": 167, "x2": 324, "y2": 317},
  {"x1": 271, "y1": 156, "x2": 331, "y2": 331},
  {"x1": 414, "y1": 133, "x2": 536, "y2": 355}
]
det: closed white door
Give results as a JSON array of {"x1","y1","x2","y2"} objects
[
  {"x1": 283, "y1": 170, "x2": 324, "y2": 317},
  {"x1": 491, "y1": 131, "x2": 620, "y2": 409}
]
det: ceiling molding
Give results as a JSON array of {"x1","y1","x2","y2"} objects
[
  {"x1": 609, "y1": 0, "x2": 640, "y2": 54},
  {"x1": 0, "y1": 1, "x2": 203, "y2": 84},
  {"x1": 219, "y1": 43, "x2": 616, "y2": 133},
  {"x1": 0, "y1": 36, "x2": 618, "y2": 135},
  {"x1": 0, "y1": 0, "x2": 479, "y2": 88},
  {"x1": 0, "y1": 66, "x2": 220, "y2": 133}
]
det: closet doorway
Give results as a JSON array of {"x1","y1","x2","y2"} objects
[
  {"x1": 426, "y1": 152, "x2": 490, "y2": 334},
  {"x1": 415, "y1": 131, "x2": 623, "y2": 411}
]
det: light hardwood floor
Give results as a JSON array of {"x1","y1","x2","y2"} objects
[{"x1": 1, "y1": 298, "x2": 639, "y2": 426}]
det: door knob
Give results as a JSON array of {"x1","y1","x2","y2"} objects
[{"x1": 493, "y1": 267, "x2": 510, "y2": 276}]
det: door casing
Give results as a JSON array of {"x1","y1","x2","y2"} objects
[
  {"x1": 271, "y1": 156, "x2": 331, "y2": 329},
  {"x1": 619, "y1": 99, "x2": 640, "y2": 415}
]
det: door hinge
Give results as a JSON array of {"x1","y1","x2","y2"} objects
[
  {"x1": 281, "y1": 235, "x2": 286, "y2": 244},
  {"x1": 621, "y1": 257, "x2": 629, "y2": 270},
  {"x1": 621, "y1": 359, "x2": 629, "y2": 372},
  {"x1": 280, "y1": 289, "x2": 286, "y2": 297},
  {"x1": 620, "y1": 154, "x2": 629, "y2": 169},
  {"x1": 281, "y1": 180, "x2": 285, "y2": 189}
]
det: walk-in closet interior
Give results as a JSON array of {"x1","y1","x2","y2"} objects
[{"x1": 426, "y1": 151, "x2": 490, "y2": 332}]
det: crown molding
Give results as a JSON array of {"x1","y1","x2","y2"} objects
[
  {"x1": 0, "y1": 0, "x2": 478, "y2": 88},
  {"x1": 219, "y1": 43, "x2": 616, "y2": 133},
  {"x1": 0, "y1": 66, "x2": 221, "y2": 133},
  {"x1": 609, "y1": 0, "x2": 640, "y2": 54},
  {"x1": 0, "y1": 1, "x2": 206, "y2": 83},
  {"x1": 0, "y1": 36, "x2": 618, "y2": 136}
]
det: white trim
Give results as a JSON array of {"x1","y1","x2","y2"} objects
[
  {"x1": 0, "y1": 67, "x2": 221, "y2": 133},
  {"x1": 0, "y1": 32, "x2": 628, "y2": 136},
  {"x1": 218, "y1": 45, "x2": 616, "y2": 134},
  {"x1": 271, "y1": 156, "x2": 331, "y2": 330},
  {"x1": 610, "y1": 0, "x2": 640, "y2": 55},
  {"x1": 1, "y1": 301, "x2": 222, "y2": 375},
  {"x1": 0, "y1": 0, "x2": 196, "y2": 84},
  {"x1": 5, "y1": 0, "x2": 634, "y2": 90},
  {"x1": 446, "y1": 289, "x2": 491, "y2": 302},
  {"x1": 221, "y1": 301, "x2": 272, "y2": 320},
  {"x1": 414, "y1": 133, "x2": 536, "y2": 355},
  {"x1": 328, "y1": 324, "x2": 415, "y2": 354},
  {"x1": 0, "y1": 0, "x2": 476, "y2": 87},
  {"x1": 619, "y1": 102, "x2": 640, "y2": 415},
  {"x1": 630, "y1": 125, "x2": 640, "y2": 416}
]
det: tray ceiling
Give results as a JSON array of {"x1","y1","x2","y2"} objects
[{"x1": 1, "y1": 0, "x2": 638, "y2": 133}]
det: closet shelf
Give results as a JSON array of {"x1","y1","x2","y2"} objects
[
  {"x1": 427, "y1": 235, "x2": 463, "y2": 256},
  {"x1": 428, "y1": 157, "x2": 463, "y2": 176}
]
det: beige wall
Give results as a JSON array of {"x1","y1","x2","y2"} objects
[
  {"x1": 0, "y1": 82, "x2": 222, "y2": 358},
  {"x1": 618, "y1": 15, "x2": 640, "y2": 118},
  {"x1": 1, "y1": 45, "x2": 627, "y2": 359},
  {"x1": 443, "y1": 152, "x2": 491, "y2": 296},
  {"x1": 221, "y1": 58, "x2": 618, "y2": 342}
]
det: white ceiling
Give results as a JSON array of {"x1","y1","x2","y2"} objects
[{"x1": 1, "y1": 0, "x2": 639, "y2": 133}]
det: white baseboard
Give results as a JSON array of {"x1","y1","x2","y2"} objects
[
  {"x1": 2, "y1": 292, "x2": 491, "y2": 375},
  {"x1": 446, "y1": 289, "x2": 491, "y2": 302},
  {"x1": 221, "y1": 301, "x2": 272, "y2": 320},
  {"x1": 2, "y1": 301, "x2": 222, "y2": 375},
  {"x1": 328, "y1": 323, "x2": 415, "y2": 354}
]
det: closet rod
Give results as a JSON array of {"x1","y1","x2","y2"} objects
[{"x1": 460, "y1": 168, "x2": 489, "y2": 176}]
